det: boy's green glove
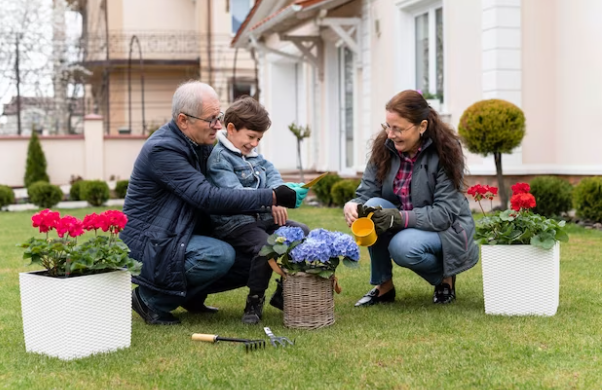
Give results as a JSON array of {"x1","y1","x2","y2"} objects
[
  {"x1": 286, "y1": 182, "x2": 309, "y2": 208},
  {"x1": 371, "y1": 209, "x2": 402, "y2": 236},
  {"x1": 273, "y1": 183, "x2": 309, "y2": 208}
]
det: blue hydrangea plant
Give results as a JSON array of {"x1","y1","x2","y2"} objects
[{"x1": 259, "y1": 227, "x2": 360, "y2": 280}]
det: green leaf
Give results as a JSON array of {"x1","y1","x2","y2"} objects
[
  {"x1": 318, "y1": 270, "x2": 333, "y2": 279},
  {"x1": 555, "y1": 229, "x2": 569, "y2": 242},
  {"x1": 531, "y1": 234, "x2": 556, "y2": 250},
  {"x1": 343, "y1": 258, "x2": 359, "y2": 268},
  {"x1": 499, "y1": 209, "x2": 516, "y2": 221},
  {"x1": 273, "y1": 244, "x2": 288, "y2": 255},
  {"x1": 266, "y1": 234, "x2": 277, "y2": 246},
  {"x1": 258, "y1": 245, "x2": 273, "y2": 256}
]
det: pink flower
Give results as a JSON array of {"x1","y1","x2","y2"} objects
[
  {"x1": 82, "y1": 213, "x2": 105, "y2": 231},
  {"x1": 101, "y1": 210, "x2": 128, "y2": 233},
  {"x1": 56, "y1": 215, "x2": 84, "y2": 238},
  {"x1": 31, "y1": 209, "x2": 61, "y2": 234}
]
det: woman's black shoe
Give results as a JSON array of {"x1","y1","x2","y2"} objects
[
  {"x1": 354, "y1": 287, "x2": 396, "y2": 307},
  {"x1": 433, "y1": 275, "x2": 456, "y2": 304}
]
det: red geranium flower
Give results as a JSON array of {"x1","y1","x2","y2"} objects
[
  {"x1": 56, "y1": 215, "x2": 84, "y2": 238},
  {"x1": 101, "y1": 210, "x2": 128, "y2": 234},
  {"x1": 31, "y1": 209, "x2": 61, "y2": 234},
  {"x1": 510, "y1": 193, "x2": 537, "y2": 211},
  {"x1": 511, "y1": 182, "x2": 530, "y2": 195}
]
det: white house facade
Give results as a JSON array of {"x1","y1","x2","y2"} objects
[{"x1": 232, "y1": 0, "x2": 602, "y2": 178}]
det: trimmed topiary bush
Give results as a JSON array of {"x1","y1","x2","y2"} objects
[
  {"x1": 0, "y1": 185, "x2": 15, "y2": 209},
  {"x1": 69, "y1": 179, "x2": 87, "y2": 201},
  {"x1": 573, "y1": 176, "x2": 602, "y2": 222},
  {"x1": 80, "y1": 180, "x2": 110, "y2": 206},
  {"x1": 529, "y1": 176, "x2": 573, "y2": 218},
  {"x1": 24, "y1": 132, "x2": 50, "y2": 188},
  {"x1": 330, "y1": 179, "x2": 361, "y2": 207},
  {"x1": 28, "y1": 181, "x2": 63, "y2": 208},
  {"x1": 313, "y1": 173, "x2": 342, "y2": 206},
  {"x1": 458, "y1": 99, "x2": 525, "y2": 208},
  {"x1": 114, "y1": 180, "x2": 129, "y2": 199}
]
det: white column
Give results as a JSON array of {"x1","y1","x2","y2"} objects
[
  {"x1": 83, "y1": 114, "x2": 105, "y2": 180},
  {"x1": 482, "y1": 0, "x2": 523, "y2": 167}
]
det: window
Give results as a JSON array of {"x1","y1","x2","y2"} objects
[
  {"x1": 230, "y1": 79, "x2": 256, "y2": 102},
  {"x1": 414, "y1": 6, "x2": 443, "y2": 99},
  {"x1": 230, "y1": 0, "x2": 253, "y2": 35}
]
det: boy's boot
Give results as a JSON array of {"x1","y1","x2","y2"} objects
[
  {"x1": 269, "y1": 278, "x2": 284, "y2": 311},
  {"x1": 242, "y1": 294, "x2": 265, "y2": 324}
]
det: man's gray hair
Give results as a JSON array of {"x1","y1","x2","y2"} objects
[{"x1": 171, "y1": 81, "x2": 218, "y2": 121}]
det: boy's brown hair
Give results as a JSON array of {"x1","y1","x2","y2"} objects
[{"x1": 224, "y1": 96, "x2": 271, "y2": 132}]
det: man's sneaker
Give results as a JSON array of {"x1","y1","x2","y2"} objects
[
  {"x1": 131, "y1": 287, "x2": 180, "y2": 325},
  {"x1": 269, "y1": 278, "x2": 284, "y2": 311},
  {"x1": 242, "y1": 294, "x2": 265, "y2": 324},
  {"x1": 433, "y1": 275, "x2": 456, "y2": 304}
]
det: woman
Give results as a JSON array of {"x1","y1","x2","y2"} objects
[{"x1": 343, "y1": 90, "x2": 478, "y2": 306}]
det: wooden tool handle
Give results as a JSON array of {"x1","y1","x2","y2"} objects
[{"x1": 191, "y1": 333, "x2": 218, "y2": 342}]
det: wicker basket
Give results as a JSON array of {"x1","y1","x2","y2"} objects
[{"x1": 282, "y1": 271, "x2": 335, "y2": 330}]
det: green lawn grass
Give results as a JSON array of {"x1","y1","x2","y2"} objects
[{"x1": 0, "y1": 207, "x2": 601, "y2": 390}]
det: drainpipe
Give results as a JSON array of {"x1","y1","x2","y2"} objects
[{"x1": 207, "y1": 0, "x2": 212, "y2": 85}]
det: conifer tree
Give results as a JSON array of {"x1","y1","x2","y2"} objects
[{"x1": 24, "y1": 131, "x2": 49, "y2": 188}]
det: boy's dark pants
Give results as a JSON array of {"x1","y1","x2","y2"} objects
[{"x1": 222, "y1": 219, "x2": 309, "y2": 296}]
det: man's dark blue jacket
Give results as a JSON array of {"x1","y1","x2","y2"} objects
[{"x1": 120, "y1": 120, "x2": 273, "y2": 297}]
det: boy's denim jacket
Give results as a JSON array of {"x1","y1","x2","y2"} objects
[{"x1": 207, "y1": 130, "x2": 283, "y2": 238}]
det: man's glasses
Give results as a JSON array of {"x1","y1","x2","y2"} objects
[
  {"x1": 182, "y1": 112, "x2": 224, "y2": 127},
  {"x1": 381, "y1": 122, "x2": 415, "y2": 136}
]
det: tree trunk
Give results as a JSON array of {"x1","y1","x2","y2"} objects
[
  {"x1": 15, "y1": 35, "x2": 22, "y2": 136},
  {"x1": 494, "y1": 152, "x2": 508, "y2": 209},
  {"x1": 297, "y1": 140, "x2": 304, "y2": 183}
]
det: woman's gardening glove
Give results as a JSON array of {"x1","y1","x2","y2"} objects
[
  {"x1": 356, "y1": 203, "x2": 382, "y2": 218},
  {"x1": 371, "y1": 209, "x2": 403, "y2": 235},
  {"x1": 273, "y1": 183, "x2": 309, "y2": 208}
]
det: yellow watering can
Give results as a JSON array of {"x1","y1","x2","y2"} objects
[{"x1": 351, "y1": 212, "x2": 378, "y2": 247}]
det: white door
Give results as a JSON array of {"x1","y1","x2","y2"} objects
[{"x1": 338, "y1": 46, "x2": 355, "y2": 175}]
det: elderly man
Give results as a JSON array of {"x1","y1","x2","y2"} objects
[{"x1": 121, "y1": 81, "x2": 307, "y2": 325}]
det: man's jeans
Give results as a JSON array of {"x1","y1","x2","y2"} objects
[
  {"x1": 139, "y1": 235, "x2": 236, "y2": 314},
  {"x1": 364, "y1": 197, "x2": 444, "y2": 286}
]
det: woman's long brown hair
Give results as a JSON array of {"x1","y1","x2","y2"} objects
[{"x1": 369, "y1": 90, "x2": 466, "y2": 191}]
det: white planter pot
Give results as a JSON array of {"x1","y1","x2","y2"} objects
[
  {"x1": 481, "y1": 243, "x2": 560, "y2": 316},
  {"x1": 20, "y1": 270, "x2": 132, "y2": 360}
]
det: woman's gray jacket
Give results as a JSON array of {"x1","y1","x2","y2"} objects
[{"x1": 350, "y1": 138, "x2": 478, "y2": 277}]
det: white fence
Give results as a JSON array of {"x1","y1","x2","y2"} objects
[{"x1": 0, "y1": 115, "x2": 147, "y2": 187}]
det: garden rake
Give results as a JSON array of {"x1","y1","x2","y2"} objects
[
  {"x1": 191, "y1": 333, "x2": 266, "y2": 352},
  {"x1": 263, "y1": 327, "x2": 295, "y2": 348}
]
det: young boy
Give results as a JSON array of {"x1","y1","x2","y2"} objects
[{"x1": 206, "y1": 96, "x2": 309, "y2": 324}]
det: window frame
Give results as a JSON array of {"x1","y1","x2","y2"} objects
[{"x1": 395, "y1": 0, "x2": 445, "y2": 107}]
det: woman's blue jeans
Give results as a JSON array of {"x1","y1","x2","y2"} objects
[
  {"x1": 139, "y1": 235, "x2": 236, "y2": 314},
  {"x1": 364, "y1": 197, "x2": 444, "y2": 286}
]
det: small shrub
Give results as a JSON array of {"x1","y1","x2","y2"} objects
[
  {"x1": 0, "y1": 185, "x2": 15, "y2": 208},
  {"x1": 69, "y1": 175, "x2": 83, "y2": 185},
  {"x1": 69, "y1": 179, "x2": 87, "y2": 201},
  {"x1": 28, "y1": 181, "x2": 63, "y2": 208},
  {"x1": 573, "y1": 176, "x2": 602, "y2": 222},
  {"x1": 313, "y1": 173, "x2": 342, "y2": 206},
  {"x1": 80, "y1": 180, "x2": 110, "y2": 207},
  {"x1": 529, "y1": 176, "x2": 573, "y2": 217},
  {"x1": 330, "y1": 179, "x2": 361, "y2": 207},
  {"x1": 114, "y1": 180, "x2": 129, "y2": 199},
  {"x1": 24, "y1": 132, "x2": 50, "y2": 188}
]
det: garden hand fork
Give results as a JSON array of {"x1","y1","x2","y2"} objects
[{"x1": 263, "y1": 327, "x2": 294, "y2": 348}]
